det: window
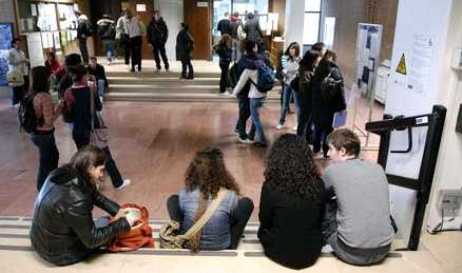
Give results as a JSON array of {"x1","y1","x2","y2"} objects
[{"x1": 303, "y1": 0, "x2": 322, "y2": 45}]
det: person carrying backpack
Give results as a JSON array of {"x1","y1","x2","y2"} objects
[
  {"x1": 97, "y1": 15, "x2": 116, "y2": 65},
  {"x1": 232, "y1": 40, "x2": 274, "y2": 147},
  {"x1": 311, "y1": 50, "x2": 346, "y2": 158},
  {"x1": 25, "y1": 66, "x2": 63, "y2": 191}
]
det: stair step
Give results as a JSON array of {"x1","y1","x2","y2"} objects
[
  {"x1": 104, "y1": 92, "x2": 280, "y2": 103},
  {"x1": 108, "y1": 77, "x2": 220, "y2": 85},
  {"x1": 107, "y1": 71, "x2": 221, "y2": 78}
]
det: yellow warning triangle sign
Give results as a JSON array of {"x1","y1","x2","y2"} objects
[{"x1": 396, "y1": 54, "x2": 407, "y2": 75}]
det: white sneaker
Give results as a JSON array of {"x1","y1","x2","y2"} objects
[
  {"x1": 238, "y1": 137, "x2": 253, "y2": 144},
  {"x1": 276, "y1": 123, "x2": 283, "y2": 130},
  {"x1": 293, "y1": 125, "x2": 298, "y2": 131},
  {"x1": 116, "y1": 179, "x2": 131, "y2": 190}
]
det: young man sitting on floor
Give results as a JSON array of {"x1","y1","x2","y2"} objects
[{"x1": 322, "y1": 128, "x2": 394, "y2": 265}]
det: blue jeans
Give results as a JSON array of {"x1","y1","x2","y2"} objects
[
  {"x1": 279, "y1": 84, "x2": 301, "y2": 125},
  {"x1": 31, "y1": 132, "x2": 59, "y2": 191},
  {"x1": 250, "y1": 97, "x2": 266, "y2": 144},
  {"x1": 103, "y1": 40, "x2": 115, "y2": 61},
  {"x1": 97, "y1": 79, "x2": 106, "y2": 98}
]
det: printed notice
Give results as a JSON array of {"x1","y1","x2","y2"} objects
[{"x1": 407, "y1": 34, "x2": 433, "y2": 95}]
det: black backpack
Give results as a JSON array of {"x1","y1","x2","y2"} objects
[
  {"x1": 320, "y1": 68, "x2": 343, "y2": 103},
  {"x1": 18, "y1": 95, "x2": 38, "y2": 133}
]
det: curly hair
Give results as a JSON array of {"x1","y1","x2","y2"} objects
[
  {"x1": 185, "y1": 147, "x2": 240, "y2": 198},
  {"x1": 264, "y1": 134, "x2": 324, "y2": 202}
]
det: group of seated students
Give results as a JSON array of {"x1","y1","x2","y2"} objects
[{"x1": 30, "y1": 129, "x2": 394, "y2": 269}]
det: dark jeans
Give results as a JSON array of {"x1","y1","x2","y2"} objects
[
  {"x1": 167, "y1": 195, "x2": 254, "y2": 249},
  {"x1": 72, "y1": 130, "x2": 123, "y2": 188},
  {"x1": 31, "y1": 131, "x2": 59, "y2": 191},
  {"x1": 151, "y1": 43, "x2": 169, "y2": 70},
  {"x1": 297, "y1": 109, "x2": 313, "y2": 143},
  {"x1": 235, "y1": 97, "x2": 251, "y2": 139},
  {"x1": 322, "y1": 199, "x2": 390, "y2": 265},
  {"x1": 79, "y1": 39, "x2": 89, "y2": 64},
  {"x1": 130, "y1": 36, "x2": 143, "y2": 71},
  {"x1": 181, "y1": 58, "x2": 194, "y2": 78},
  {"x1": 313, "y1": 123, "x2": 333, "y2": 157},
  {"x1": 219, "y1": 61, "x2": 230, "y2": 93},
  {"x1": 120, "y1": 34, "x2": 131, "y2": 65}
]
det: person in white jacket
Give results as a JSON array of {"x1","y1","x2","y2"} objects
[
  {"x1": 232, "y1": 41, "x2": 268, "y2": 147},
  {"x1": 277, "y1": 42, "x2": 301, "y2": 130},
  {"x1": 8, "y1": 38, "x2": 29, "y2": 106}
]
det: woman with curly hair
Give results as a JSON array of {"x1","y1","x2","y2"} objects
[
  {"x1": 166, "y1": 147, "x2": 254, "y2": 250},
  {"x1": 258, "y1": 134, "x2": 325, "y2": 269}
]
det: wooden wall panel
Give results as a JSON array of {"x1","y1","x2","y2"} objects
[{"x1": 184, "y1": 0, "x2": 212, "y2": 60}]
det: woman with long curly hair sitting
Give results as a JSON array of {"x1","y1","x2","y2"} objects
[
  {"x1": 258, "y1": 134, "x2": 326, "y2": 269},
  {"x1": 166, "y1": 147, "x2": 254, "y2": 250}
]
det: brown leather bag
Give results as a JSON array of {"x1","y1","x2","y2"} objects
[{"x1": 107, "y1": 204, "x2": 155, "y2": 252}]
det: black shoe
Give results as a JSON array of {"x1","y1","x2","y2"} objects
[
  {"x1": 187, "y1": 75, "x2": 194, "y2": 80},
  {"x1": 130, "y1": 68, "x2": 135, "y2": 73}
]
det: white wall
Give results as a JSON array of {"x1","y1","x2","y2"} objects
[
  {"x1": 284, "y1": 0, "x2": 305, "y2": 49},
  {"x1": 426, "y1": 0, "x2": 462, "y2": 231},
  {"x1": 385, "y1": 0, "x2": 462, "y2": 243},
  {"x1": 157, "y1": 0, "x2": 183, "y2": 61}
]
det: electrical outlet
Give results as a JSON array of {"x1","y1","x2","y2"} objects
[{"x1": 438, "y1": 190, "x2": 462, "y2": 217}]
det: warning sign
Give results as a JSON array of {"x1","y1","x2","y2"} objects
[{"x1": 396, "y1": 54, "x2": 407, "y2": 75}]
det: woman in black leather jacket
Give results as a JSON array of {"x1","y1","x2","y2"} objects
[{"x1": 30, "y1": 146, "x2": 139, "y2": 266}]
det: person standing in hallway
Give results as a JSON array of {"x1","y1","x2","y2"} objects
[
  {"x1": 7, "y1": 38, "x2": 29, "y2": 106},
  {"x1": 63, "y1": 65, "x2": 131, "y2": 190},
  {"x1": 77, "y1": 13, "x2": 92, "y2": 64},
  {"x1": 176, "y1": 23, "x2": 194, "y2": 79},
  {"x1": 29, "y1": 66, "x2": 63, "y2": 191},
  {"x1": 297, "y1": 42, "x2": 325, "y2": 142},
  {"x1": 213, "y1": 34, "x2": 233, "y2": 94},
  {"x1": 127, "y1": 11, "x2": 146, "y2": 72},
  {"x1": 30, "y1": 146, "x2": 140, "y2": 266},
  {"x1": 116, "y1": 11, "x2": 131, "y2": 65},
  {"x1": 147, "y1": 10, "x2": 170, "y2": 72},
  {"x1": 311, "y1": 50, "x2": 346, "y2": 158},
  {"x1": 166, "y1": 147, "x2": 254, "y2": 250},
  {"x1": 87, "y1": 57, "x2": 109, "y2": 103},
  {"x1": 217, "y1": 12, "x2": 232, "y2": 36},
  {"x1": 244, "y1": 12, "x2": 264, "y2": 52},
  {"x1": 97, "y1": 14, "x2": 117, "y2": 65},
  {"x1": 233, "y1": 41, "x2": 268, "y2": 147},
  {"x1": 276, "y1": 42, "x2": 301, "y2": 131},
  {"x1": 230, "y1": 12, "x2": 246, "y2": 62}
]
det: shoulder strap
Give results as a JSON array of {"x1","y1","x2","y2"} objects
[
  {"x1": 180, "y1": 188, "x2": 229, "y2": 240},
  {"x1": 89, "y1": 86, "x2": 95, "y2": 131}
]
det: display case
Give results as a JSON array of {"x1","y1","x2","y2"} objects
[{"x1": 16, "y1": 0, "x2": 78, "y2": 58}]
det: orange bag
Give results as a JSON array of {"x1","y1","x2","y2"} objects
[{"x1": 107, "y1": 204, "x2": 155, "y2": 252}]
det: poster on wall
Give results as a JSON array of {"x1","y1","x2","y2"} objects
[{"x1": 0, "y1": 23, "x2": 14, "y2": 86}]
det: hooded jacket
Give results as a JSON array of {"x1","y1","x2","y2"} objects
[
  {"x1": 97, "y1": 18, "x2": 116, "y2": 40},
  {"x1": 147, "y1": 17, "x2": 168, "y2": 46}
]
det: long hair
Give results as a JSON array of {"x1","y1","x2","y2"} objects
[
  {"x1": 264, "y1": 134, "x2": 324, "y2": 203},
  {"x1": 322, "y1": 49, "x2": 337, "y2": 62},
  {"x1": 30, "y1": 66, "x2": 50, "y2": 94},
  {"x1": 69, "y1": 145, "x2": 106, "y2": 186},
  {"x1": 284, "y1": 42, "x2": 300, "y2": 61},
  {"x1": 184, "y1": 147, "x2": 240, "y2": 252},
  {"x1": 185, "y1": 147, "x2": 240, "y2": 198},
  {"x1": 300, "y1": 49, "x2": 321, "y2": 71},
  {"x1": 219, "y1": 34, "x2": 232, "y2": 49}
]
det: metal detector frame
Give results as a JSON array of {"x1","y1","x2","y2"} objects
[{"x1": 365, "y1": 105, "x2": 447, "y2": 250}]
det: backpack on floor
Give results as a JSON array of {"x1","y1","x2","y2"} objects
[
  {"x1": 18, "y1": 94, "x2": 38, "y2": 134},
  {"x1": 250, "y1": 64, "x2": 275, "y2": 93}
]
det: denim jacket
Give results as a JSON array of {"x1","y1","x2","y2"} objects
[{"x1": 179, "y1": 188, "x2": 238, "y2": 250}]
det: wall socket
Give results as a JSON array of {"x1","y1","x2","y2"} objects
[{"x1": 438, "y1": 189, "x2": 462, "y2": 217}]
